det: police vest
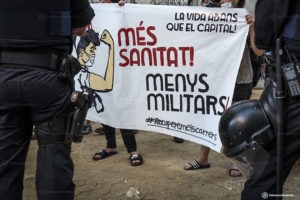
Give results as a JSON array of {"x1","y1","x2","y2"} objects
[{"x1": 0, "y1": 0, "x2": 72, "y2": 47}]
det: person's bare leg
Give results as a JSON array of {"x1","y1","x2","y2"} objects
[
  {"x1": 184, "y1": 146, "x2": 210, "y2": 169},
  {"x1": 197, "y1": 146, "x2": 210, "y2": 164}
]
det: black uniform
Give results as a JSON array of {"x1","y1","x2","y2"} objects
[
  {"x1": 241, "y1": 0, "x2": 300, "y2": 199},
  {"x1": 0, "y1": 1, "x2": 94, "y2": 200}
]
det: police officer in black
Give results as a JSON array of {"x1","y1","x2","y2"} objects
[
  {"x1": 241, "y1": 0, "x2": 300, "y2": 199},
  {"x1": 0, "y1": 1, "x2": 94, "y2": 200},
  {"x1": 218, "y1": 0, "x2": 300, "y2": 199}
]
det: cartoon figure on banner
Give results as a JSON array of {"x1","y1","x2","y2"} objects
[{"x1": 75, "y1": 25, "x2": 115, "y2": 113}]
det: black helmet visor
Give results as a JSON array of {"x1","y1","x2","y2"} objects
[{"x1": 228, "y1": 141, "x2": 270, "y2": 179}]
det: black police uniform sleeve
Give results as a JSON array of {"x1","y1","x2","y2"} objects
[
  {"x1": 71, "y1": 0, "x2": 95, "y2": 28},
  {"x1": 254, "y1": 0, "x2": 289, "y2": 51}
]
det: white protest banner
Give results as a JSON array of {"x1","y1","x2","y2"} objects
[{"x1": 73, "y1": 4, "x2": 249, "y2": 152}]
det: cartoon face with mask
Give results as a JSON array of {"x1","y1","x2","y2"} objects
[
  {"x1": 77, "y1": 30, "x2": 100, "y2": 68},
  {"x1": 79, "y1": 42, "x2": 96, "y2": 67},
  {"x1": 75, "y1": 29, "x2": 99, "y2": 93}
]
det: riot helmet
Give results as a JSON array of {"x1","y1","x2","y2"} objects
[{"x1": 219, "y1": 95, "x2": 275, "y2": 179}]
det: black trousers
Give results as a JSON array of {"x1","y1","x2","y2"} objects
[
  {"x1": 102, "y1": 124, "x2": 137, "y2": 153},
  {"x1": 0, "y1": 65, "x2": 74, "y2": 200},
  {"x1": 233, "y1": 83, "x2": 253, "y2": 102},
  {"x1": 241, "y1": 91, "x2": 300, "y2": 199}
]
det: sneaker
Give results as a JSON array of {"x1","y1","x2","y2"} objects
[{"x1": 82, "y1": 124, "x2": 92, "y2": 135}]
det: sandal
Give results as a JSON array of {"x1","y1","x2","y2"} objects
[
  {"x1": 92, "y1": 149, "x2": 118, "y2": 161},
  {"x1": 184, "y1": 160, "x2": 211, "y2": 170},
  {"x1": 229, "y1": 164, "x2": 242, "y2": 177},
  {"x1": 129, "y1": 153, "x2": 144, "y2": 166}
]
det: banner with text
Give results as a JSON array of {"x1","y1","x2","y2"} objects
[{"x1": 73, "y1": 4, "x2": 249, "y2": 152}]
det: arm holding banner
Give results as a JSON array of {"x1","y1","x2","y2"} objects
[
  {"x1": 246, "y1": 14, "x2": 264, "y2": 57},
  {"x1": 89, "y1": 30, "x2": 115, "y2": 91}
]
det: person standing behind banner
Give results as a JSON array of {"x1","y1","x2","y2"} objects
[
  {"x1": 240, "y1": 0, "x2": 300, "y2": 199},
  {"x1": 183, "y1": 0, "x2": 264, "y2": 175},
  {"x1": 228, "y1": 12, "x2": 264, "y2": 177},
  {"x1": 89, "y1": 0, "x2": 143, "y2": 167},
  {"x1": 182, "y1": 0, "x2": 221, "y2": 172},
  {"x1": 0, "y1": 1, "x2": 94, "y2": 200}
]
